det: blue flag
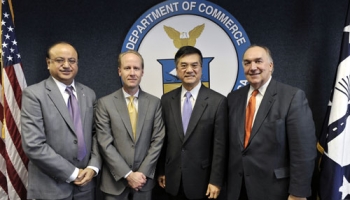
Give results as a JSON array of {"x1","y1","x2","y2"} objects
[{"x1": 319, "y1": 3, "x2": 350, "y2": 200}]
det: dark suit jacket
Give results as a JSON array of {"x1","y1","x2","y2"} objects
[
  {"x1": 21, "y1": 76, "x2": 102, "y2": 199},
  {"x1": 227, "y1": 79, "x2": 316, "y2": 200},
  {"x1": 95, "y1": 88, "x2": 165, "y2": 195},
  {"x1": 158, "y1": 85, "x2": 228, "y2": 199}
]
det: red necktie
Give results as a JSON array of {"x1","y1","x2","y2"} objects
[{"x1": 244, "y1": 90, "x2": 259, "y2": 148}]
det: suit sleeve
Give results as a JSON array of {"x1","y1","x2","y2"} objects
[
  {"x1": 156, "y1": 97, "x2": 168, "y2": 177},
  {"x1": 209, "y1": 96, "x2": 228, "y2": 188},
  {"x1": 87, "y1": 96, "x2": 103, "y2": 170},
  {"x1": 287, "y1": 90, "x2": 316, "y2": 197},
  {"x1": 95, "y1": 98, "x2": 132, "y2": 181},
  {"x1": 138, "y1": 99, "x2": 165, "y2": 178},
  {"x1": 21, "y1": 88, "x2": 76, "y2": 181}
]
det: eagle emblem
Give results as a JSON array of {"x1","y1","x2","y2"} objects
[{"x1": 163, "y1": 24, "x2": 205, "y2": 49}]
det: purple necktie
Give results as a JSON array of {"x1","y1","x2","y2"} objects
[
  {"x1": 182, "y1": 91, "x2": 192, "y2": 134},
  {"x1": 66, "y1": 86, "x2": 86, "y2": 161}
]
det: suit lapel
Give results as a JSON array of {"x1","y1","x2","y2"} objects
[
  {"x1": 250, "y1": 80, "x2": 276, "y2": 143},
  {"x1": 184, "y1": 85, "x2": 208, "y2": 142},
  {"x1": 113, "y1": 89, "x2": 135, "y2": 140},
  {"x1": 136, "y1": 90, "x2": 148, "y2": 142},
  {"x1": 45, "y1": 77, "x2": 75, "y2": 132},
  {"x1": 170, "y1": 88, "x2": 185, "y2": 142},
  {"x1": 237, "y1": 86, "x2": 250, "y2": 148}
]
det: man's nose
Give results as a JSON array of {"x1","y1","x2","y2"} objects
[
  {"x1": 63, "y1": 60, "x2": 70, "y2": 67},
  {"x1": 250, "y1": 62, "x2": 258, "y2": 70},
  {"x1": 185, "y1": 66, "x2": 194, "y2": 72}
]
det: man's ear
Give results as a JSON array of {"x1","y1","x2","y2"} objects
[{"x1": 46, "y1": 59, "x2": 51, "y2": 69}]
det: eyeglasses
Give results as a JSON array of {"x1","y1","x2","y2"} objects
[{"x1": 49, "y1": 58, "x2": 77, "y2": 65}]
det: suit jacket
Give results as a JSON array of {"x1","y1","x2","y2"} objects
[
  {"x1": 21, "y1": 76, "x2": 102, "y2": 199},
  {"x1": 96, "y1": 88, "x2": 165, "y2": 195},
  {"x1": 227, "y1": 79, "x2": 316, "y2": 200},
  {"x1": 158, "y1": 85, "x2": 228, "y2": 199}
]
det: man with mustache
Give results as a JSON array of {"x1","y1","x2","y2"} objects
[
  {"x1": 226, "y1": 45, "x2": 316, "y2": 200},
  {"x1": 21, "y1": 42, "x2": 101, "y2": 199}
]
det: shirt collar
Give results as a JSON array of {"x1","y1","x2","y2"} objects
[
  {"x1": 181, "y1": 81, "x2": 201, "y2": 100},
  {"x1": 122, "y1": 88, "x2": 140, "y2": 99},
  {"x1": 248, "y1": 76, "x2": 272, "y2": 96},
  {"x1": 52, "y1": 76, "x2": 76, "y2": 94}
]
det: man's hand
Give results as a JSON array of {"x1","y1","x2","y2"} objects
[
  {"x1": 74, "y1": 169, "x2": 84, "y2": 183},
  {"x1": 158, "y1": 175, "x2": 166, "y2": 188},
  {"x1": 126, "y1": 172, "x2": 146, "y2": 191},
  {"x1": 74, "y1": 168, "x2": 96, "y2": 186},
  {"x1": 206, "y1": 183, "x2": 220, "y2": 199},
  {"x1": 288, "y1": 195, "x2": 306, "y2": 200}
]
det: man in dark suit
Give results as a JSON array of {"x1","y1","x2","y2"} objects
[
  {"x1": 21, "y1": 42, "x2": 102, "y2": 200},
  {"x1": 95, "y1": 50, "x2": 165, "y2": 200},
  {"x1": 157, "y1": 46, "x2": 228, "y2": 200},
  {"x1": 227, "y1": 45, "x2": 316, "y2": 200}
]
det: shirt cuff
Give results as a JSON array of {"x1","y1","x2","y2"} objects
[
  {"x1": 124, "y1": 170, "x2": 132, "y2": 178},
  {"x1": 87, "y1": 166, "x2": 99, "y2": 177},
  {"x1": 66, "y1": 167, "x2": 79, "y2": 183}
]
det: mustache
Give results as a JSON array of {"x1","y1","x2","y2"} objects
[{"x1": 60, "y1": 69, "x2": 72, "y2": 72}]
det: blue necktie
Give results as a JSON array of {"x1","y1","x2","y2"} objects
[
  {"x1": 66, "y1": 86, "x2": 86, "y2": 161},
  {"x1": 182, "y1": 91, "x2": 192, "y2": 134}
]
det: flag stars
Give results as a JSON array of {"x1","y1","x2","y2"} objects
[
  {"x1": 5, "y1": 34, "x2": 10, "y2": 40},
  {"x1": 1, "y1": 20, "x2": 5, "y2": 26},
  {"x1": 2, "y1": 0, "x2": 4, "y2": 4},
  {"x1": 7, "y1": 55, "x2": 12, "y2": 61},
  {"x1": 7, "y1": 26, "x2": 13, "y2": 32},
  {"x1": 2, "y1": 41, "x2": 8, "y2": 48},
  {"x1": 11, "y1": 40, "x2": 17, "y2": 45},
  {"x1": 339, "y1": 176, "x2": 350, "y2": 199},
  {"x1": 3, "y1": 12, "x2": 9, "y2": 18},
  {"x1": 17, "y1": 53, "x2": 20, "y2": 58},
  {"x1": 10, "y1": 48, "x2": 14, "y2": 53}
]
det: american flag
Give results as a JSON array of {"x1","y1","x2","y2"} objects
[
  {"x1": 318, "y1": 2, "x2": 350, "y2": 200},
  {"x1": 0, "y1": 0, "x2": 28, "y2": 199}
]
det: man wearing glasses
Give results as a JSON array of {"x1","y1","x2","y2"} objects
[{"x1": 21, "y1": 42, "x2": 101, "y2": 200}]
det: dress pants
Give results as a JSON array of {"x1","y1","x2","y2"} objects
[
  {"x1": 36, "y1": 184, "x2": 95, "y2": 200},
  {"x1": 103, "y1": 187, "x2": 152, "y2": 200},
  {"x1": 167, "y1": 181, "x2": 208, "y2": 200}
]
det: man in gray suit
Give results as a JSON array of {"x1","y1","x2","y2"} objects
[
  {"x1": 95, "y1": 50, "x2": 165, "y2": 200},
  {"x1": 21, "y1": 42, "x2": 102, "y2": 200},
  {"x1": 157, "y1": 46, "x2": 227, "y2": 200},
  {"x1": 227, "y1": 45, "x2": 316, "y2": 200}
]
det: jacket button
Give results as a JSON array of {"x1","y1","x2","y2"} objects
[{"x1": 73, "y1": 140, "x2": 77, "y2": 144}]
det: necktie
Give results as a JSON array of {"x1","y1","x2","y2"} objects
[
  {"x1": 182, "y1": 92, "x2": 192, "y2": 134},
  {"x1": 244, "y1": 89, "x2": 259, "y2": 148},
  {"x1": 66, "y1": 86, "x2": 86, "y2": 161},
  {"x1": 128, "y1": 96, "x2": 137, "y2": 140}
]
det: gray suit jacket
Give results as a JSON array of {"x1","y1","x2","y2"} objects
[
  {"x1": 96, "y1": 88, "x2": 165, "y2": 195},
  {"x1": 158, "y1": 85, "x2": 228, "y2": 199},
  {"x1": 21, "y1": 76, "x2": 102, "y2": 199},
  {"x1": 227, "y1": 79, "x2": 316, "y2": 200}
]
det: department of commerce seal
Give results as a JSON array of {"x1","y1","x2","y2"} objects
[{"x1": 122, "y1": 0, "x2": 251, "y2": 97}]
